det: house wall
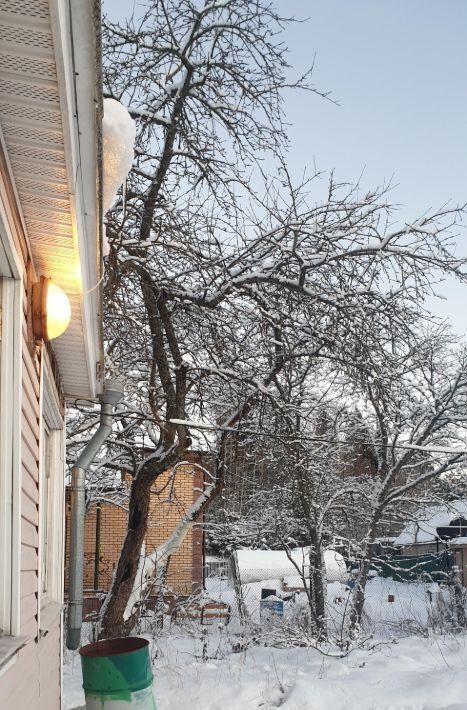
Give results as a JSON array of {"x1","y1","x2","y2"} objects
[
  {"x1": 0, "y1": 621, "x2": 61, "y2": 710},
  {"x1": 0, "y1": 168, "x2": 64, "y2": 710},
  {"x1": 64, "y1": 454, "x2": 205, "y2": 600}
]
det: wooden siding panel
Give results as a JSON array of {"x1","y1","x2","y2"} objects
[
  {"x1": 21, "y1": 397, "x2": 40, "y2": 439},
  {"x1": 22, "y1": 338, "x2": 40, "y2": 397},
  {"x1": 22, "y1": 313, "x2": 29, "y2": 346},
  {"x1": 38, "y1": 623, "x2": 61, "y2": 710},
  {"x1": 20, "y1": 614, "x2": 38, "y2": 639},
  {"x1": 21, "y1": 543, "x2": 37, "y2": 572},
  {"x1": 21, "y1": 490, "x2": 38, "y2": 527},
  {"x1": 21, "y1": 468, "x2": 38, "y2": 503},
  {"x1": 0, "y1": 642, "x2": 40, "y2": 709},
  {"x1": 22, "y1": 277, "x2": 28, "y2": 312},
  {"x1": 21, "y1": 517, "x2": 38, "y2": 549},
  {"x1": 21, "y1": 443, "x2": 39, "y2": 483},
  {"x1": 0, "y1": 617, "x2": 61, "y2": 710},
  {"x1": 23, "y1": 367, "x2": 39, "y2": 420},
  {"x1": 20, "y1": 591, "x2": 37, "y2": 630},
  {"x1": 20, "y1": 569, "x2": 38, "y2": 598}
]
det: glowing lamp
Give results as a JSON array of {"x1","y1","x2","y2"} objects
[{"x1": 32, "y1": 276, "x2": 71, "y2": 341}]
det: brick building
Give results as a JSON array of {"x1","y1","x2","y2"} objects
[{"x1": 64, "y1": 453, "x2": 205, "y2": 603}]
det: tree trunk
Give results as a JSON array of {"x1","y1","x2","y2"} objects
[
  {"x1": 308, "y1": 532, "x2": 327, "y2": 639},
  {"x1": 348, "y1": 532, "x2": 379, "y2": 637},
  {"x1": 348, "y1": 513, "x2": 381, "y2": 637},
  {"x1": 348, "y1": 557, "x2": 371, "y2": 637},
  {"x1": 99, "y1": 456, "x2": 173, "y2": 639}
]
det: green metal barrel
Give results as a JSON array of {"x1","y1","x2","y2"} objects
[{"x1": 79, "y1": 637, "x2": 156, "y2": 709}]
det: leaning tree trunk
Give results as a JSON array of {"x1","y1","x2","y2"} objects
[
  {"x1": 99, "y1": 441, "x2": 226, "y2": 639},
  {"x1": 99, "y1": 455, "x2": 174, "y2": 639},
  {"x1": 122, "y1": 471, "x2": 220, "y2": 633}
]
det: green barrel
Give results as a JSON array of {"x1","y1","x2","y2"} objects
[{"x1": 80, "y1": 637, "x2": 156, "y2": 709}]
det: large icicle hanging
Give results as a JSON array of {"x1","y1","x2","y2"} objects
[{"x1": 102, "y1": 98, "x2": 136, "y2": 253}]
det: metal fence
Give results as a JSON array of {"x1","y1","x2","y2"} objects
[
  {"x1": 196, "y1": 556, "x2": 467, "y2": 639},
  {"x1": 77, "y1": 553, "x2": 466, "y2": 639},
  {"x1": 371, "y1": 552, "x2": 453, "y2": 584}
]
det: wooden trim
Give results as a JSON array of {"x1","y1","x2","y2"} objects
[
  {"x1": 0, "y1": 279, "x2": 22, "y2": 635},
  {"x1": 10, "y1": 279, "x2": 22, "y2": 636},
  {"x1": 43, "y1": 342, "x2": 65, "y2": 414},
  {"x1": 0, "y1": 129, "x2": 31, "y2": 281},
  {"x1": 36, "y1": 345, "x2": 45, "y2": 636},
  {"x1": 49, "y1": 0, "x2": 104, "y2": 398},
  {"x1": 0, "y1": 281, "x2": 14, "y2": 632},
  {"x1": 38, "y1": 354, "x2": 65, "y2": 616},
  {"x1": 0, "y1": 636, "x2": 28, "y2": 676},
  {"x1": 25, "y1": 262, "x2": 36, "y2": 358}
]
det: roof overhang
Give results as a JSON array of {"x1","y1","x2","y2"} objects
[
  {"x1": 436, "y1": 526, "x2": 467, "y2": 541},
  {"x1": 0, "y1": 0, "x2": 104, "y2": 399}
]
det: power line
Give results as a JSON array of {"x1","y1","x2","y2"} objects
[{"x1": 169, "y1": 419, "x2": 467, "y2": 456}]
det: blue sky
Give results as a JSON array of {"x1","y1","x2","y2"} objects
[
  {"x1": 282, "y1": 1, "x2": 467, "y2": 334},
  {"x1": 285, "y1": 0, "x2": 466, "y2": 213},
  {"x1": 106, "y1": 0, "x2": 467, "y2": 333}
]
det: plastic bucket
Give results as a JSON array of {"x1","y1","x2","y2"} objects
[{"x1": 79, "y1": 637, "x2": 156, "y2": 709}]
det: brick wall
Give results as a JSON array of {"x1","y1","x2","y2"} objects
[{"x1": 64, "y1": 453, "x2": 205, "y2": 597}]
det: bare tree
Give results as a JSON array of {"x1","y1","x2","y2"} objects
[
  {"x1": 99, "y1": 0, "x2": 321, "y2": 638},
  {"x1": 346, "y1": 330, "x2": 467, "y2": 634},
  {"x1": 86, "y1": 0, "x2": 467, "y2": 640}
]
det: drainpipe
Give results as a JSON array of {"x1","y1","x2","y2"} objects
[{"x1": 66, "y1": 379, "x2": 124, "y2": 650}]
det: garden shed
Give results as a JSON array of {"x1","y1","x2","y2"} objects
[
  {"x1": 393, "y1": 501, "x2": 467, "y2": 554},
  {"x1": 393, "y1": 501, "x2": 467, "y2": 586}
]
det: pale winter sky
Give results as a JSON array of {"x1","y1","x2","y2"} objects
[{"x1": 106, "y1": 0, "x2": 467, "y2": 334}]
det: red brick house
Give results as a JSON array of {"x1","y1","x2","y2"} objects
[{"x1": 64, "y1": 452, "x2": 206, "y2": 611}]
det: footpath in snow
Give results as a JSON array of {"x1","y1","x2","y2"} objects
[{"x1": 64, "y1": 633, "x2": 467, "y2": 710}]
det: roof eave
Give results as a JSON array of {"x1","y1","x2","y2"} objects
[{"x1": 49, "y1": 0, "x2": 104, "y2": 399}]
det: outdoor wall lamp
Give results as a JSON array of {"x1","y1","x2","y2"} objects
[{"x1": 32, "y1": 276, "x2": 71, "y2": 341}]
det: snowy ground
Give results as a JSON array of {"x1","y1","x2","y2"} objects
[
  {"x1": 206, "y1": 576, "x2": 449, "y2": 638},
  {"x1": 64, "y1": 632, "x2": 467, "y2": 710}
]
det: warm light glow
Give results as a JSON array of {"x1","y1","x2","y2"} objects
[
  {"x1": 32, "y1": 277, "x2": 71, "y2": 341},
  {"x1": 45, "y1": 281, "x2": 71, "y2": 339}
]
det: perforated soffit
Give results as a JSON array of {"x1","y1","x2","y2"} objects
[{"x1": 0, "y1": 0, "x2": 93, "y2": 398}]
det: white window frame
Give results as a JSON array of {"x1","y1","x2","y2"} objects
[
  {"x1": 0, "y1": 277, "x2": 22, "y2": 638},
  {"x1": 39, "y1": 421, "x2": 51, "y2": 602},
  {"x1": 0, "y1": 132, "x2": 29, "y2": 650},
  {"x1": 37, "y1": 354, "x2": 66, "y2": 627}
]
